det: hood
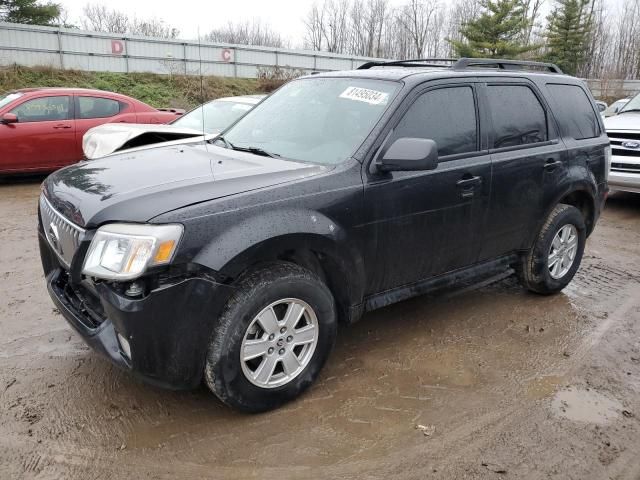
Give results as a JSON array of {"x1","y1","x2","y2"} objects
[
  {"x1": 83, "y1": 123, "x2": 204, "y2": 159},
  {"x1": 603, "y1": 112, "x2": 640, "y2": 131},
  {"x1": 44, "y1": 142, "x2": 327, "y2": 228}
]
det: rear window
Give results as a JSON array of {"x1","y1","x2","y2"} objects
[
  {"x1": 486, "y1": 85, "x2": 548, "y2": 149},
  {"x1": 78, "y1": 96, "x2": 121, "y2": 119},
  {"x1": 546, "y1": 84, "x2": 600, "y2": 140}
]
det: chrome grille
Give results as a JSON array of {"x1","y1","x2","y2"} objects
[
  {"x1": 607, "y1": 130, "x2": 640, "y2": 175},
  {"x1": 39, "y1": 195, "x2": 86, "y2": 268}
]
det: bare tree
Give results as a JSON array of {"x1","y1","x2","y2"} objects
[
  {"x1": 610, "y1": 0, "x2": 640, "y2": 78},
  {"x1": 304, "y1": 3, "x2": 325, "y2": 50},
  {"x1": 205, "y1": 19, "x2": 289, "y2": 48},
  {"x1": 81, "y1": 4, "x2": 128, "y2": 33},
  {"x1": 81, "y1": 4, "x2": 179, "y2": 38},
  {"x1": 397, "y1": 0, "x2": 442, "y2": 58}
]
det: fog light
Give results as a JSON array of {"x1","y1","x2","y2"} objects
[
  {"x1": 117, "y1": 333, "x2": 132, "y2": 360},
  {"x1": 125, "y1": 281, "x2": 144, "y2": 298}
]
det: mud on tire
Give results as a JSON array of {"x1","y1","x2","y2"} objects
[
  {"x1": 204, "y1": 262, "x2": 337, "y2": 412},
  {"x1": 518, "y1": 203, "x2": 586, "y2": 295}
]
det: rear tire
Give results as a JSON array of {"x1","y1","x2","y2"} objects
[
  {"x1": 518, "y1": 204, "x2": 586, "y2": 295},
  {"x1": 204, "y1": 262, "x2": 337, "y2": 412}
]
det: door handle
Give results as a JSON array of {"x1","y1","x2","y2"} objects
[
  {"x1": 544, "y1": 158, "x2": 562, "y2": 171},
  {"x1": 457, "y1": 175, "x2": 482, "y2": 200},
  {"x1": 456, "y1": 175, "x2": 482, "y2": 188},
  {"x1": 53, "y1": 124, "x2": 71, "y2": 129}
]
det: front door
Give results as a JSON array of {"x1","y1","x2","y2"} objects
[
  {"x1": 2, "y1": 95, "x2": 75, "y2": 171},
  {"x1": 363, "y1": 83, "x2": 491, "y2": 294}
]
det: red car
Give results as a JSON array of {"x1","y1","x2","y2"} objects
[{"x1": 0, "y1": 88, "x2": 183, "y2": 174}]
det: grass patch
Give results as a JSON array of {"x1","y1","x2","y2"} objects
[{"x1": 0, "y1": 65, "x2": 261, "y2": 109}]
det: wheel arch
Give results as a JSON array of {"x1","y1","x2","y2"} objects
[
  {"x1": 529, "y1": 182, "x2": 597, "y2": 249},
  {"x1": 193, "y1": 210, "x2": 367, "y2": 324}
]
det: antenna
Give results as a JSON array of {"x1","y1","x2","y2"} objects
[{"x1": 197, "y1": 27, "x2": 205, "y2": 139}]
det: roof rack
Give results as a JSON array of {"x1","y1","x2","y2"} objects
[
  {"x1": 358, "y1": 58, "x2": 457, "y2": 70},
  {"x1": 453, "y1": 58, "x2": 563, "y2": 74},
  {"x1": 357, "y1": 57, "x2": 563, "y2": 74}
]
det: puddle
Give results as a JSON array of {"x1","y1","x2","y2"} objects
[
  {"x1": 526, "y1": 375, "x2": 564, "y2": 399},
  {"x1": 551, "y1": 387, "x2": 623, "y2": 425}
]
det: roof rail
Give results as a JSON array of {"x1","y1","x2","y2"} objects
[
  {"x1": 356, "y1": 57, "x2": 563, "y2": 74},
  {"x1": 358, "y1": 58, "x2": 457, "y2": 70},
  {"x1": 453, "y1": 58, "x2": 563, "y2": 74}
]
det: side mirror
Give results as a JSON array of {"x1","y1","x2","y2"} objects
[
  {"x1": 378, "y1": 137, "x2": 439, "y2": 172},
  {"x1": 1, "y1": 113, "x2": 18, "y2": 124}
]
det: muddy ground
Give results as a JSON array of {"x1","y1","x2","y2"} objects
[{"x1": 1, "y1": 179, "x2": 640, "y2": 480}]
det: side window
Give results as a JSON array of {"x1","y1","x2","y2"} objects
[
  {"x1": 391, "y1": 86, "x2": 477, "y2": 157},
  {"x1": 546, "y1": 84, "x2": 600, "y2": 140},
  {"x1": 10, "y1": 96, "x2": 70, "y2": 122},
  {"x1": 78, "y1": 97, "x2": 121, "y2": 119},
  {"x1": 486, "y1": 85, "x2": 547, "y2": 149}
]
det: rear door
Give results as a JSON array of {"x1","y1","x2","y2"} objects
[
  {"x1": 478, "y1": 80, "x2": 566, "y2": 260},
  {"x1": 2, "y1": 95, "x2": 75, "y2": 171},
  {"x1": 74, "y1": 95, "x2": 136, "y2": 158},
  {"x1": 363, "y1": 81, "x2": 492, "y2": 293}
]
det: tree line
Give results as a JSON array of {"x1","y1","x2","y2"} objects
[
  {"x1": 301, "y1": 0, "x2": 636, "y2": 79},
  {"x1": 2, "y1": 0, "x2": 640, "y2": 79}
]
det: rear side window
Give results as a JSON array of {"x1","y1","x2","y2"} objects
[
  {"x1": 487, "y1": 85, "x2": 547, "y2": 148},
  {"x1": 392, "y1": 86, "x2": 477, "y2": 157},
  {"x1": 10, "y1": 96, "x2": 71, "y2": 122},
  {"x1": 546, "y1": 84, "x2": 600, "y2": 139},
  {"x1": 78, "y1": 96, "x2": 121, "y2": 119}
]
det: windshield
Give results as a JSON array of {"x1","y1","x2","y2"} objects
[
  {"x1": 223, "y1": 78, "x2": 400, "y2": 165},
  {"x1": 618, "y1": 95, "x2": 639, "y2": 113},
  {"x1": 614, "y1": 95, "x2": 640, "y2": 113},
  {"x1": 0, "y1": 92, "x2": 24, "y2": 109},
  {"x1": 173, "y1": 100, "x2": 255, "y2": 133}
]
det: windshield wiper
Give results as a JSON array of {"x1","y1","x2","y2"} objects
[
  {"x1": 210, "y1": 136, "x2": 279, "y2": 158},
  {"x1": 229, "y1": 145, "x2": 280, "y2": 158}
]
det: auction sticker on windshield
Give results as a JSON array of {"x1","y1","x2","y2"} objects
[{"x1": 340, "y1": 87, "x2": 389, "y2": 105}]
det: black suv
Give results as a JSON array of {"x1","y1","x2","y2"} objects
[{"x1": 39, "y1": 58, "x2": 609, "y2": 412}]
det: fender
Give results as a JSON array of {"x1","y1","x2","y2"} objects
[
  {"x1": 527, "y1": 164, "x2": 598, "y2": 249},
  {"x1": 192, "y1": 208, "x2": 367, "y2": 309}
]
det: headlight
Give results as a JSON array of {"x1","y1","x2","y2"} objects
[{"x1": 82, "y1": 223, "x2": 183, "y2": 281}]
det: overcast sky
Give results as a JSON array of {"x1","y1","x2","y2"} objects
[
  {"x1": 60, "y1": 0, "x2": 626, "y2": 48},
  {"x1": 61, "y1": 0, "x2": 320, "y2": 46}
]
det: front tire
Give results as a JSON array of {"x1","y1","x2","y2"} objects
[
  {"x1": 204, "y1": 262, "x2": 337, "y2": 412},
  {"x1": 518, "y1": 204, "x2": 586, "y2": 295}
]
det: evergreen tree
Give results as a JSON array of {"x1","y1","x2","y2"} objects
[
  {"x1": 544, "y1": 0, "x2": 592, "y2": 75},
  {"x1": 0, "y1": 0, "x2": 61, "y2": 26},
  {"x1": 449, "y1": 0, "x2": 538, "y2": 58}
]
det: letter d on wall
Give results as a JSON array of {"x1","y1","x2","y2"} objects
[{"x1": 111, "y1": 40, "x2": 124, "y2": 55}]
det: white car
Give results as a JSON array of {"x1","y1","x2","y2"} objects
[
  {"x1": 604, "y1": 93, "x2": 640, "y2": 193},
  {"x1": 83, "y1": 94, "x2": 265, "y2": 159},
  {"x1": 603, "y1": 98, "x2": 630, "y2": 118}
]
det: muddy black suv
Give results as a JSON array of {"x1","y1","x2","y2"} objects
[{"x1": 39, "y1": 58, "x2": 609, "y2": 412}]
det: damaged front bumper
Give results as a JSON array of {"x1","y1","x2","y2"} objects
[{"x1": 39, "y1": 231, "x2": 233, "y2": 390}]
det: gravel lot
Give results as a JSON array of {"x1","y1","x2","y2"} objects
[{"x1": 1, "y1": 178, "x2": 640, "y2": 479}]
